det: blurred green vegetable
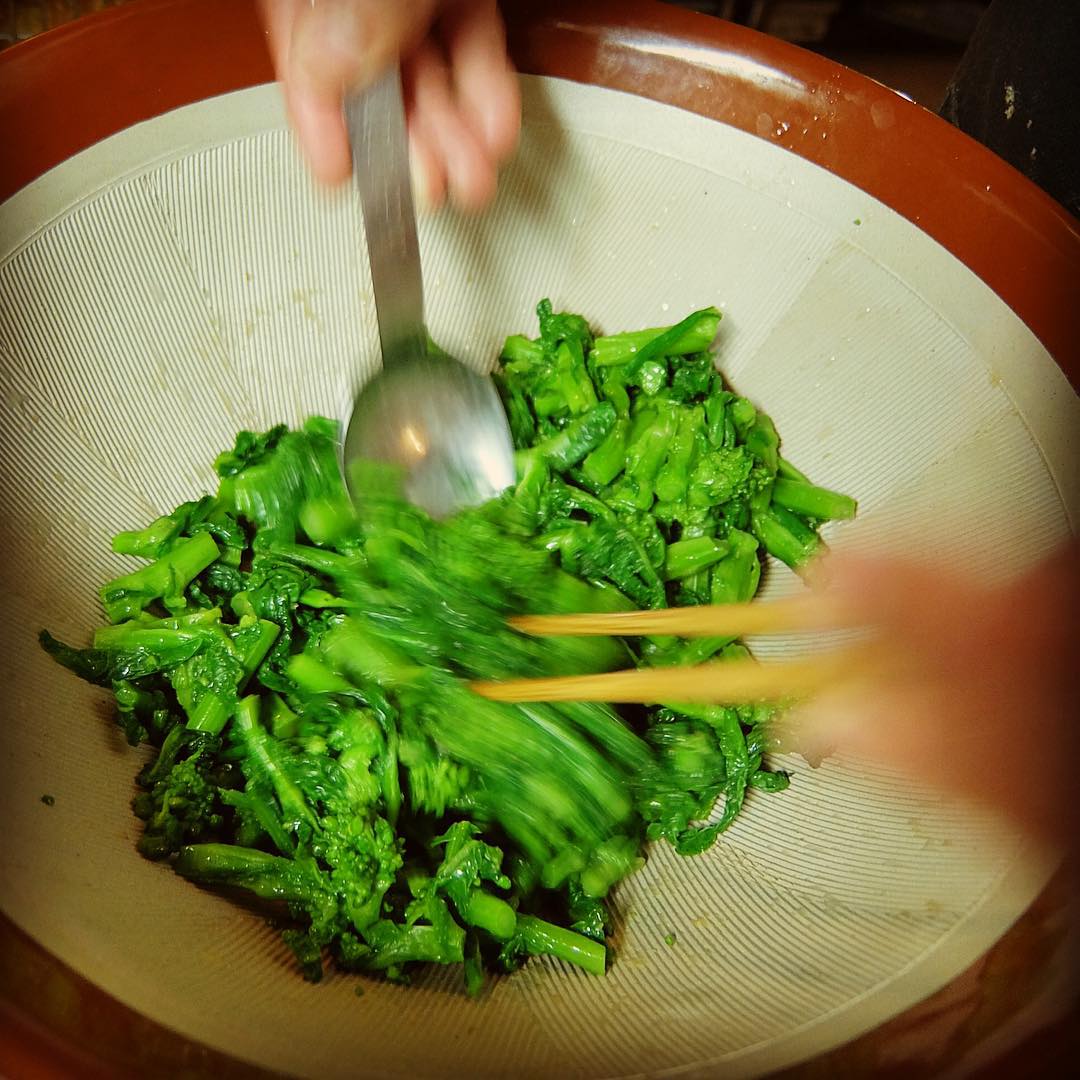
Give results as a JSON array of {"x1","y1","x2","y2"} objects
[{"x1": 42, "y1": 300, "x2": 853, "y2": 993}]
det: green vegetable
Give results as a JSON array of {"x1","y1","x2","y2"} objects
[
  {"x1": 591, "y1": 307, "x2": 721, "y2": 368},
  {"x1": 100, "y1": 532, "x2": 220, "y2": 622},
  {"x1": 42, "y1": 300, "x2": 853, "y2": 994},
  {"x1": 771, "y1": 477, "x2": 856, "y2": 522}
]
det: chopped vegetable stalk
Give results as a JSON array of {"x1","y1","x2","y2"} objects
[
  {"x1": 663, "y1": 537, "x2": 730, "y2": 580},
  {"x1": 101, "y1": 532, "x2": 220, "y2": 622},
  {"x1": 591, "y1": 307, "x2": 721, "y2": 368},
  {"x1": 771, "y1": 477, "x2": 857, "y2": 521}
]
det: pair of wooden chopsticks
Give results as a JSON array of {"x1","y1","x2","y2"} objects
[{"x1": 470, "y1": 596, "x2": 867, "y2": 704}]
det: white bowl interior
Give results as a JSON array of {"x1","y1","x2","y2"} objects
[{"x1": 0, "y1": 76, "x2": 1075, "y2": 1079}]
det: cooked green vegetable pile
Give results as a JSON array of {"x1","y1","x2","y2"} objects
[{"x1": 42, "y1": 301, "x2": 854, "y2": 991}]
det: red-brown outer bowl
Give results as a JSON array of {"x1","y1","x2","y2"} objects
[
  {"x1": 1, "y1": 1, "x2": 1076, "y2": 1076},
  {"x1": 1, "y1": 0, "x2": 1077, "y2": 380}
]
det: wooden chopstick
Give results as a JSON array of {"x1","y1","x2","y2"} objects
[
  {"x1": 509, "y1": 595, "x2": 849, "y2": 639},
  {"x1": 476, "y1": 596, "x2": 866, "y2": 705},
  {"x1": 470, "y1": 646, "x2": 869, "y2": 705}
]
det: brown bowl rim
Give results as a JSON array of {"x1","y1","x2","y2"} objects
[{"x1": 1, "y1": 0, "x2": 1076, "y2": 1076}]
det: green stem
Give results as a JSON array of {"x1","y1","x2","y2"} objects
[
  {"x1": 525, "y1": 402, "x2": 617, "y2": 471},
  {"x1": 111, "y1": 513, "x2": 184, "y2": 558},
  {"x1": 663, "y1": 537, "x2": 729, "y2": 580},
  {"x1": 516, "y1": 915, "x2": 607, "y2": 977},
  {"x1": 100, "y1": 532, "x2": 220, "y2": 622},
  {"x1": 92, "y1": 625, "x2": 212, "y2": 656},
  {"x1": 458, "y1": 889, "x2": 517, "y2": 941},
  {"x1": 651, "y1": 635, "x2": 733, "y2": 667},
  {"x1": 581, "y1": 417, "x2": 630, "y2": 487},
  {"x1": 771, "y1": 477, "x2": 856, "y2": 521},
  {"x1": 174, "y1": 843, "x2": 317, "y2": 902},
  {"x1": 752, "y1": 508, "x2": 821, "y2": 569},
  {"x1": 500, "y1": 334, "x2": 544, "y2": 367},
  {"x1": 285, "y1": 652, "x2": 357, "y2": 695},
  {"x1": 231, "y1": 695, "x2": 317, "y2": 831},
  {"x1": 266, "y1": 542, "x2": 357, "y2": 578},
  {"x1": 654, "y1": 405, "x2": 703, "y2": 504},
  {"x1": 745, "y1": 412, "x2": 779, "y2": 474},
  {"x1": 591, "y1": 307, "x2": 721, "y2": 368},
  {"x1": 709, "y1": 529, "x2": 760, "y2": 605},
  {"x1": 626, "y1": 402, "x2": 677, "y2": 485},
  {"x1": 186, "y1": 620, "x2": 279, "y2": 734},
  {"x1": 298, "y1": 588, "x2": 356, "y2": 609}
]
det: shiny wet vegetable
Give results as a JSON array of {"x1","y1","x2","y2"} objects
[{"x1": 42, "y1": 300, "x2": 853, "y2": 992}]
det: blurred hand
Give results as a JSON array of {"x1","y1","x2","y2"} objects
[
  {"x1": 789, "y1": 545, "x2": 1077, "y2": 847},
  {"x1": 259, "y1": 0, "x2": 521, "y2": 211}
]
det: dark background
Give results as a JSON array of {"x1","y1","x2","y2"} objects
[{"x1": 1, "y1": 0, "x2": 986, "y2": 107}]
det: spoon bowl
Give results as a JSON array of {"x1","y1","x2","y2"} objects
[{"x1": 343, "y1": 352, "x2": 516, "y2": 519}]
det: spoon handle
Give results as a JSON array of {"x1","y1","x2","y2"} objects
[{"x1": 345, "y1": 69, "x2": 427, "y2": 368}]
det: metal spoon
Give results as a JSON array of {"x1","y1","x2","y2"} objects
[{"x1": 341, "y1": 70, "x2": 514, "y2": 519}]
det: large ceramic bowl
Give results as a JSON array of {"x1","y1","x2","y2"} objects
[{"x1": 2, "y1": 2, "x2": 1078, "y2": 1077}]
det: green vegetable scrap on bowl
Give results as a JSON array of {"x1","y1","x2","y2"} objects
[{"x1": 42, "y1": 300, "x2": 854, "y2": 993}]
